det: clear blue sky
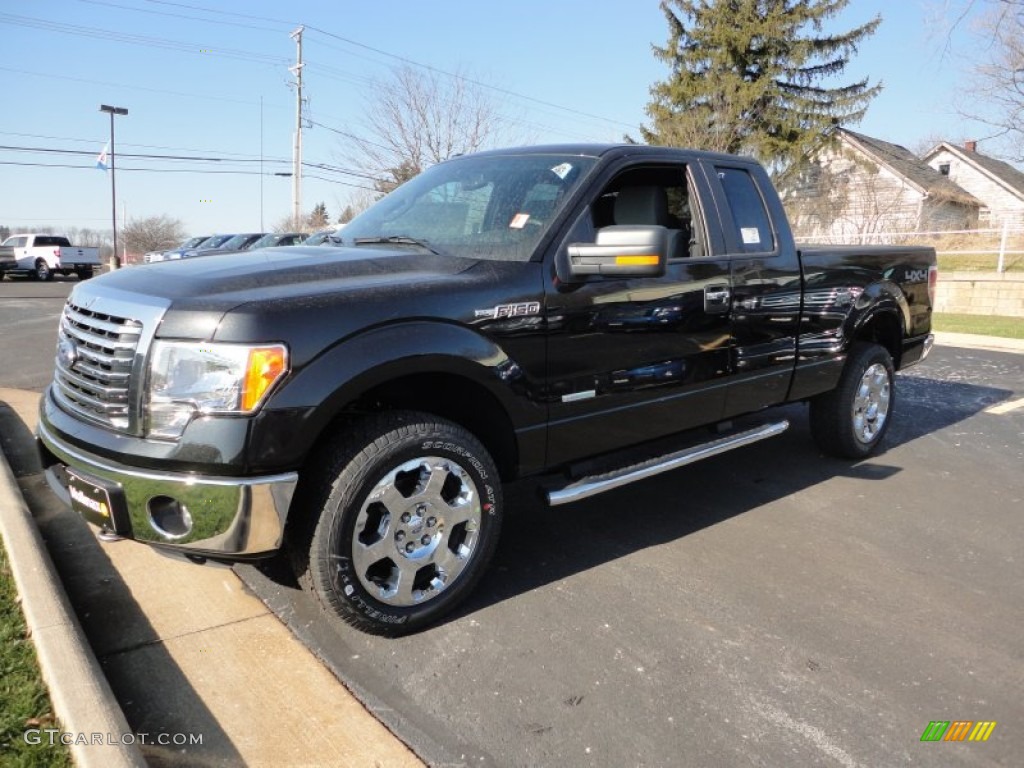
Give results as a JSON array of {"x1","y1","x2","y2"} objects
[{"x1": 0, "y1": 0, "x2": 996, "y2": 240}]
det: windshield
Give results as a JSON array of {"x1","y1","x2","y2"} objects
[
  {"x1": 199, "y1": 235, "x2": 232, "y2": 249},
  {"x1": 340, "y1": 152, "x2": 598, "y2": 262},
  {"x1": 220, "y1": 234, "x2": 259, "y2": 250},
  {"x1": 250, "y1": 234, "x2": 280, "y2": 248},
  {"x1": 181, "y1": 236, "x2": 208, "y2": 249},
  {"x1": 304, "y1": 231, "x2": 337, "y2": 246}
]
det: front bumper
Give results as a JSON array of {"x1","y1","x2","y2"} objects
[{"x1": 37, "y1": 417, "x2": 297, "y2": 560}]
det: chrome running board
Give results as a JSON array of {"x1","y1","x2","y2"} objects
[{"x1": 547, "y1": 420, "x2": 789, "y2": 507}]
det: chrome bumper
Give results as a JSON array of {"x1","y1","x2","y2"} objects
[
  {"x1": 922, "y1": 332, "x2": 935, "y2": 360},
  {"x1": 37, "y1": 418, "x2": 297, "y2": 559}
]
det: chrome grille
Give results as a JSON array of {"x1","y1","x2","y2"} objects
[{"x1": 54, "y1": 301, "x2": 142, "y2": 431}]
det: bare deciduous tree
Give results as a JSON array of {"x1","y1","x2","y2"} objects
[
  {"x1": 939, "y1": 1, "x2": 1024, "y2": 159},
  {"x1": 122, "y1": 215, "x2": 186, "y2": 256},
  {"x1": 962, "y1": 3, "x2": 1024, "y2": 159},
  {"x1": 343, "y1": 65, "x2": 506, "y2": 194}
]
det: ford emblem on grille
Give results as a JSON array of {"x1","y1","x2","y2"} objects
[{"x1": 58, "y1": 337, "x2": 78, "y2": 369}]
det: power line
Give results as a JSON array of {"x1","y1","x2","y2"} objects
[
  {"x1": 0, "y1": 143, "x2": 290, "y2": 165},
  {"x1": 144, "y1": 0, "x2": 295, "y2": 26},
  {"x1": 132, "y1": 0, "x2": 636, "y2": 131},
  {"x1": 0, "y1": 142, "x2": 383, "y2": 181},
  {"x1": 0, "y1": 12, "x2": 289, "y2": 67},
  {"x1": 0, "y1": 159, "x2": 381, "y2": 189},
  {"x1": 77, "y1": 0, "x2": 289, "y2": 33},
  {"x1": 0, "y1": 130, "x2": 292, "y2": 162},
  {"x1": 5, "y1": 7, "x2": 635, "y2": 142},
  {"x1": 302, "y1": 25, "x2": 637, "y2": 131},
  {"x1": 306, "y1": 119, "x2": 392, "y2": 152},
  {"x1": 0, "y1": 66, "x2": 284, "y2": 109}
]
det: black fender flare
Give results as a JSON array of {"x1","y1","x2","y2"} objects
[
  {"x1": 843, "y1": 279, "x2": 909, "y2": 360},
  {"x1": 249, "y1": 321, "x2": 544, "y2": 471}
]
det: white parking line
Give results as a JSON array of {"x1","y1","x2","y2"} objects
[{"x1": 985, "y1": 396, "x2": 1024, "y2": 415}]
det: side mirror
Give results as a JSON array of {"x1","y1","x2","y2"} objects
[{"x1": 565, "y1": 225, "x2": 668, "y2": 280}]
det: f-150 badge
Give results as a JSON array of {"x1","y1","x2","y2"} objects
[{"x1": 475, "y1": 302, "x2": 541, "y2": 319}]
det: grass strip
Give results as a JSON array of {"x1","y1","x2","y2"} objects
[
  {"x1": 0, "y1": 542, "x2": 71, "y2": 767},
  {"x1": 933, "y1": 313, "x2": 1024, "y2": 339}
]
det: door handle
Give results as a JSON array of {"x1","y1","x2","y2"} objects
[{"x1": 704, "y1": 284, "x2": 731, "y2": 314}]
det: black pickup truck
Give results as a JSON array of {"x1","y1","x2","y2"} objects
[{"x1": 37, "y1": 144, "x2": 936, "y2": 635}]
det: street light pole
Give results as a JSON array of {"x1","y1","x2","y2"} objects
[{"x1": 100, "y1": 104, "x2": 128, "y2": 270}]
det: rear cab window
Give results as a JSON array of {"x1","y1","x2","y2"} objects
[
  {"x1": 713, "y1": 166, "x2": 776, "y2": 254},
  {"x1": 34, "y1": 236, "x2": 72, "y2": 247}
]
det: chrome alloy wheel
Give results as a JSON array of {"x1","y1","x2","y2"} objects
[
  {"x1": 852, "y1": 363, "x2": 891, "y2": 444},
  {"x1": 351, "y1": 456, "x2": 482, "y2": 606}
]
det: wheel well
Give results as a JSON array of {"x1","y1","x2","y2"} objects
[
  {"x1": 322, "y1": 372, "x2": 519, "y2": 481},
  {"x1": 854, "y1": 311, "x2": 902, "y2": 368}
]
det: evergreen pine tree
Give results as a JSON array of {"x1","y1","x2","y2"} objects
[
  {"x1": 641, "y1": 0, "x2": 882, "y2": 170},
  {"x1": 309, "y1": 202, "x2": 329, "y2": 229}
]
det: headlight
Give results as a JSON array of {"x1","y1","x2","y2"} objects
[{"x1": 145, "y1": 341, "x2": 288, "y2": 439}]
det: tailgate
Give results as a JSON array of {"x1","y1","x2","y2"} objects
[{"x1": 58, "y1": 247, "x2": 101, "y2": 264}]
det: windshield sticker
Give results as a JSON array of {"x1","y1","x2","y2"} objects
[
  {"x1": 509, "y1": 213, "x2": 530, "y2": 229},
  {"x1": 550, "y1": 162, "x2": 573, "y2": 179},
  {"x1": 474, "y1": 301, "x2": 541, "y2": 319},
  {"x1": 741, "y1": 227, "x2": 761, "y2": 245}
]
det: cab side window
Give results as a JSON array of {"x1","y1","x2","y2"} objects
[
  {"x1": 715, "y1": 167, "x2": 775, "y2": 253},
  {"x1": 590, "y1": 166, "x2": 706, "y2": 260}
]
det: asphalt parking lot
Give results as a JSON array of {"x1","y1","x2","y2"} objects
[{"x1": 2, "y1": 278, "x2": 1021, "y2": 767}]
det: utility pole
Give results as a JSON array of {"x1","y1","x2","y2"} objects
[
  {"x1": 290, "y1": 26, "x2": 304, "y2": 229},
  {"x1": 260, "y1": 95, "x2": 264, "y2": 231},
  {"x1": 100, "y1": 104, "x2": 128, "y2": 270}
]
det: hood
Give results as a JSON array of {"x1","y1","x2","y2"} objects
[{"x1": 98, "y1": 246, "x2": 477, "y2": 309}]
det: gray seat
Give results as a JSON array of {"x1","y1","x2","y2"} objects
[{"x1": 613, "y1": 186, "x2": 682, "y2": 259}]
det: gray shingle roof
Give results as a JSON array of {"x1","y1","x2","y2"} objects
[
  {"x1": 840, "y1": 129, "x2": 979, "y2": 206},
  {"x1": 929, "y1": 142, "x2": 1024, "y2": 202}
]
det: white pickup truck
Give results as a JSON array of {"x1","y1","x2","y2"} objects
[{"x1": 0, "y1": 233, "x2": 101, "y2": 281}]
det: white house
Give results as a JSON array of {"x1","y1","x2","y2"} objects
[
  {"x1": 924, "y1": 141, "x2": 1024, "y2": 228},
  {"x1": 782, "y1": 129, "x2": 979, "y2": 240}
]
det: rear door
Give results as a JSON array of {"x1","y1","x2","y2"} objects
[
  {"x1": 697, "y1": 161, "x2": 802, "y2": 416},
  {"x1": 543, "y1": 157, "x2": 736, "y2": 465}
]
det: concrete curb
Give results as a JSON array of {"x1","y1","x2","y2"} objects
[
  {"x1": 934, "y1": 331, "x2": 1024, "y2": 354},
  {"x1": 0, "y1": 447, "x2": 145, "y2": 767}
]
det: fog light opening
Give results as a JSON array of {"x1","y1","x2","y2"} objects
[{"x1": 147, "y1": 496, "x2": 194, "y2": 540}]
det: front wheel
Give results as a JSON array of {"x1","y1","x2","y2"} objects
[
  {"x1": 34, "y1": 259, "x2": 53, "y2": 281},
  {"x1": 291, "y1": 411, "x2": 503, "y2": 636},
  {"x1": 810, "y1": 342, "x2": 895, "y2": 459}
]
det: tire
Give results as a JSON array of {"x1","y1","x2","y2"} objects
[
  {"x1": 810, "y1": 342, "x2": 895, "y2": 459},
  {"x1": 290, "y1": 411, "x2": 503, "y2": 636},
  {"x1": 75, "y1": 267, "x2": 93, "y2": 281},
  {"x1": 34, "y1": 259, "x2": 53, "y2": 281}
]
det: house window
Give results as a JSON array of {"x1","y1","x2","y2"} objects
[{"x1": 939, "y1": 163, "x2": 951, "y2": 176}]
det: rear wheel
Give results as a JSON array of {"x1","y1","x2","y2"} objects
[
  {"x1": 810, "y1": 342, "x2": 895, "y2": 459},
  {"x1": 34, "y1": 259, "x2": 53, "y2": 281},
  {"x1": 75, "y1": 267, "x2": 93, "y2": 280},
  {"x1": 290, "y1": 411, "x2": 502, "y2": 636}
]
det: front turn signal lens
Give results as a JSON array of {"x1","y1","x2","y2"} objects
[{"x1": 241, "y1": 345, "x2": 288, "y2": 411}]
